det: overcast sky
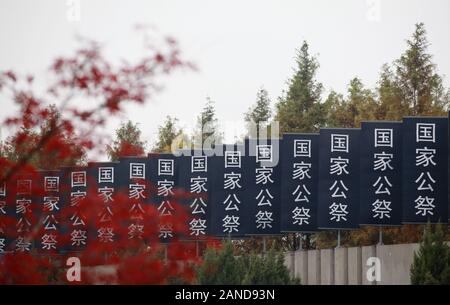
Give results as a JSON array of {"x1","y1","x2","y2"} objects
[{"x1": 1, "y1": 0, "x2": 449, "y2": 160}]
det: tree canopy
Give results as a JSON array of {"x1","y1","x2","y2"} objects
[{"x1": 107, "y1": 120, "x2": 147, "y2": 161}]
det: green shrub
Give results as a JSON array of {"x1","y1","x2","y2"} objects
[
  {"x1": 241, "y1": 249, "x2": 300, "y2": 285},
  {"x1": 195, "y1": 241, "x2": 244, "y2": 285},
  {"x1": 410, "y1": 223, "x2": 450, "y2": 285},
  {"x1": 196, "y1": 240, "x2": 300, "y2": 285}
]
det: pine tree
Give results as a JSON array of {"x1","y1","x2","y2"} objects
[
  {"x1": 410, "y1": 223, "x2": 450, "y2": 285},
  {"x1": 196, "y1": 241, "x2": 300, "y2": 285},
  {"x1": 38, "y1": 104, "x2": 87, "y2": 168},
  {"x1": 376, "y1": 64, "x2": 407, "y2": 121},
  {"x1": 341, "y1": 23, "x2": 450, "y2": 248},
  {"x1": 394, "y1": 22, "x2": 449, "y2": 115},
  {"x1": 323, "y1": 78, "x2": 377, "y2": 129},
  {"x1": 2, "y1": 127, "x2": 41, "y2": 166},
  {"x1": 107, "y1": 120, "x2": 146, "y2": 161},
  {"x1": 241, "y1": 249, "x2": 300, "y2": 285},
  {"x1": 275, "y1": 41, "x2": 325, "y2": 133},
  {"x1": 192, "y1": 97, "x2": 222, "y2": 149},
  {"x1": 1, "y1": 105, "x2": 86, "y2": 169},
  {"x1": 196, "y1": 241, "x2": 244, "y2": 285},
  {"x1": 322, "y1": 90, "x2": 344, "y2": 127},
  {"x1": 153, "y1": 115, "x2": 183, "y2": 153},
  {"x1": 244, "y1": 87, "x2": 272, "y2": 138}
]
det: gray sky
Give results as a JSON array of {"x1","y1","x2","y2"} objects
[{"x1": 1, "y1": 0, "x2": 450, "y2": 160}]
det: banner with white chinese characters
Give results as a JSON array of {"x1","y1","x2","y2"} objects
[
  {"x1": 280, "y1": 134, "x2": 318, "y2": 232},
  {"x1": 0, "y1": 180, "x2": 11, "y2": 253},
  {"x1": 37, "y1": 170, "x2": 61, "y2": 253},
  {"x1": 14, "y1": 174, "x2": 39, "y2": 253},
  {"x1": 88, "y1": 162, "x2": 118, "y2": 246},
  {"x1": 60, "y1": 167, "x2": 89, "y2": 252},
  {"x1": 359, "y1": 122, "x2": 402, "y2": 226},
  {"x1": 117, "y1": 157, "x2": 150, "y2": 242},
  {"x1": 318, "y1": 129, "x2": 361, "y2": 229},
  {"x1": 246, "y1": 138, "x2": 281, "y2": 235},
  {"x1": 2, "y1": 115, "x2": 450, "y2": 251},
  {"x1": 177, "y1": 150, "x2": 211, "y2": 240},
  {"x1": 402, "y1": 117, "x2": 448, "y2": 223},
  {"x1": 148, "y1": 153, "x2": 178, "y2": 242},
  {"x1": 210, "y1": 145, "x2": 251, "y2": 237}
]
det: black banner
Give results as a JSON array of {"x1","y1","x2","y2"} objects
[
  {"x1": 60, "y1": 166, "x2": 89, "y2": 252},
  {"x1": 209, "y1": 145, "x2": 251, "y2": 237},
  {"x1": 246, "y1": 138, "x2": 281, "y2": 235},
  {"x1": 177, "y1": 150, "x2": 211, "y2": 240},
  {"x1": 88, "y1": 162, "x2": 119, "y2": 245},
  {"x1": 402, "y1": 117, "x2": 448, "y2": 223},
  {"x1": 36, "y1": 170, "x2": 61, "y2": 253},
  {"x1": 14, "y1": 173, "x2": 39, "y2": 253},
  {"x1": 148, "y1": 153, "x2": 179, "y2": 242},
  {"x1": 2, "y1": 115, "x2": 450, "y2": 248},
  {"x1": 317, "y1": 129, "x2": 360, "y2": 229},
  {"x1": 359, "y1": 122, "x2": 402, "y2": 226},
  {"x1": 0, "y1": 180, "x2": 11, "y2": 253},
  {"x1": 117, "y1": 157, "x2": 150, "y2": 241},
  {"x1": 280, "y1": 133, "x2": 318, "y2": 232}
]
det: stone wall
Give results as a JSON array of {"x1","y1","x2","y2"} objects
[{"x1": 285, "y1": 243, "x2": 425, "y2": 285}]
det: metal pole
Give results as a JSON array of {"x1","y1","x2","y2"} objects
[
  {"x1": 299, "y1": 233, "x2": 303, "y2": 251},
  {"x1": 164, "y1": 244, "x2": 168, "y2": 262},
  {"x1": 378, "y1": 227, "x2": 384, "y2": 245},
  {"x1": 262, "y1": 236, "x2": 267, "y2": 255},
  {"x1": 337, "y1": 230, "x2": 341, "y2": 248}
]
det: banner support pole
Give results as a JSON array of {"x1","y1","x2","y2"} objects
[
  {"x1": 337, "y1": 230, "x2": 341, "y2": 248},
  {"x1": 378, "y1": 227, "x2": 384, "y2": 245},
  {"x1": 262, "y1": 236, "x2": 267, "y2": 255},
  {"x1": 164, "y1": 244, "x2": 168, "y2": 262}
]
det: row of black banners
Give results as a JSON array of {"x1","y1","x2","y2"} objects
[{"x1": 0, "y1": 116, "x2": 449, "y2": 253}]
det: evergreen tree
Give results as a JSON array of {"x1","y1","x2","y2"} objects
[
  {"x1": 196, "y1": 241, "x2": 300, "y2": 285},
  {"x1": 394, "y1": 22, "x2": 449, "y2": 115},
  {"x1": 376, "y1": 64, "x2": 407, "y2": 121},
  {"x1": 38, "y1": 104, "x2": 86, "y2": 168},
  {"x1": 2, "y1": 127, "x2": 41, "y2": 166},
  {"x1": 275, "y1": 41, "x2": 325, "y2": 133},
  {"x1": 153, "y1": 115, "x2": 183, "y2": 153},
  {"x1": 107, "y1": 120, "x2": 146, "y2": 161},
  {"x1": 317, "y1": 23, "x2": 450, "y2": 248},
  {"x1": 410, "y1": 223, "x2": 450, "y2": 285},
  {"x1": 323, "y1": 90, "x2": 346, "y2": 127},
  {"x1": 341, "y1": 23, "x2": 450, "y2": 248},
  {"x1": 192, "y1": 97, "x2": 222, "y2": 149},
  {"x1": 196, "y1": 241, "x2": 244, "y2": 285},
  {"x1": 241, "y1": 249, "x2": 299, "y2": 285},
  {"x1": 1, "y1": 105, "x2": 86, "y2": 169},
  {"x1": 244, "y1": 87, "x2": 272, "y2": 138},
  {"x1": 326, "y1": 78, "x2": 378, "y2": 128},
  {"x1": 346, "y1": 77, "x2": 378, "y2": 126}
]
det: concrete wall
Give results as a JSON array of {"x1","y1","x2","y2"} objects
[
  {"x1": 320, "y1": 249, "x2": 334, "y2": 285},
  {"x1": 347, "y1": 247, "x2": 361, "y2": 285},
  {"x1": 284, "y1": 251, "x2": 295, "y2": 278},
  {"x1": 285, "y1": 242, "x2": 424, "y2": 285},
  {"x1": 294, "y1": 250, "x2": 308, "y2": 284},
  {"x1": 307, "y1": 249, "x2": 320, "y2": 285},
  {"x1": 361, "y1": 245, "x2": 376, "y2": 285},
  {"x1": 334, "y1": 247, "x2": 348, "y2": 285},
  {"x1": 376, "y1": 243, "x2": 419, "y2": 285}
]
